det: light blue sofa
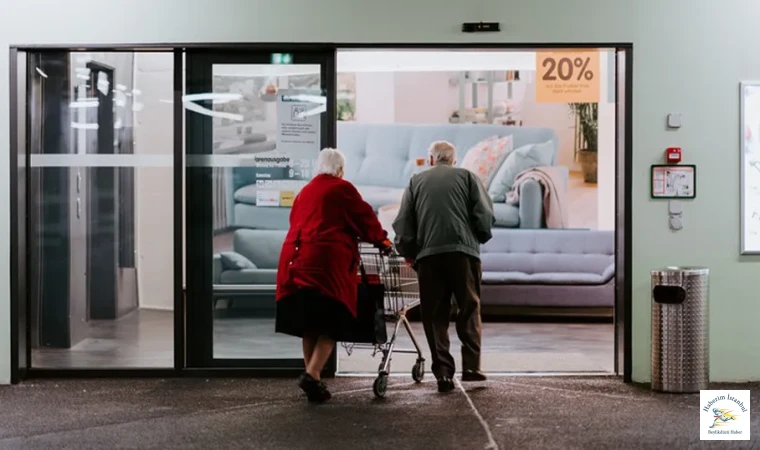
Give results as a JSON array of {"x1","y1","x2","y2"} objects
[
  {"x1": 213, "y1": 228, "x2": 614, "y2": 311},
  {"x1": 481, "y1": 229, "x2": 615, "y2": 309},
  {"x1": 226, "y1": 122, "x2": 562, "y2": 230}
]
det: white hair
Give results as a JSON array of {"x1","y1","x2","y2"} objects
[
  {"x1": 428, "y1": 141, "x2": 457, "y2": 165},
  {"x1": 315, "y1": 148, "x2": 346, "y2": 177}
]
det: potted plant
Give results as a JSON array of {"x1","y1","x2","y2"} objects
[
  {"x1": 337, "y1": 100, "x2": 355, "y2": 121},
  {"x1": 569, "y1": 102, "x2": 599, "y2": 183}
]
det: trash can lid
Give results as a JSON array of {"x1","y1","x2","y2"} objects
[{"x1": 652, "y1": 266, "x2": 709, "y2": 276}]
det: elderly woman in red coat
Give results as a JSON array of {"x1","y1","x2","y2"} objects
[{"x1": 275, "y1": 148, "x2": 392, "y2": 403}]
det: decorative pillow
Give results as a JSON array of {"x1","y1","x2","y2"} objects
[
  {"x1": 220, "y1": 252, "x2": 257, "y2": 270},
  {"x1": 487, "y1": 140, "x2": 555, "y2": 202},
  {"x1": 483, "y1": 135, "x2": 516, "y2": 188},
  {"x1": 459, "y1": 136, "x2": 503, "y2": 185}
]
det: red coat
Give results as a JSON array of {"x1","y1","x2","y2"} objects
[{"x1": 275, "y1": 174, "x2": 388, "y2": 317}]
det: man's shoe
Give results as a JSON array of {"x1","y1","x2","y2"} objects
[
  {"x1": 437, "y1": 376, "x2": 455, "y2": 393},
  {"x1": 462, "y1": 370, "x2": 487, "y2": 382}
]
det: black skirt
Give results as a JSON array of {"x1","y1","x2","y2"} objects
[{"x1": 275, "y1": 289, "x2": 356, "y2": 342}]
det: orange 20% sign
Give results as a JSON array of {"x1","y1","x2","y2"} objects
[{"x1": 535, "y1": 51, "x2": 600, "y2": 103}]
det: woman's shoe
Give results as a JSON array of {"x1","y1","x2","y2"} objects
[
  {"x1": 316, "y1": 382, "x2": 332, "y2": 402},
  {"x1": 298, "y1": 373, "x2": 332, "y2": 403}
]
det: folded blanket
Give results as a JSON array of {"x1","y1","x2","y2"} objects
[{"x1": 506, "y1": 166, "x2": 569, "y2": 228}]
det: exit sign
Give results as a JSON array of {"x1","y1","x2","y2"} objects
[{"x1": 271, "y1": 53, "x2": 293, "y2": 65}]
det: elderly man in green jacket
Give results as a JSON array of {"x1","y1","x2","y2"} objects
[{"x1": 392, "y1": 140, "x2": 495, "y2": 393}]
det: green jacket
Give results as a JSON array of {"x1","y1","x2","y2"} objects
[{"x1": 392, "y1": 164, "x2": 495, "y2": 262}]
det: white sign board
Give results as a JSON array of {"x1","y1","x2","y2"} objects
[
  {"x1": 238, "y1": 89, "x2": 323, "y2": 208},
  {"x1": 741, "y1": 82, "x2": 760, "y2": 254},
  {"x1": 276, "y1": 90, "x2": 322, "y2": 161}
]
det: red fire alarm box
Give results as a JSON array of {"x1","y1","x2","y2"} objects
[{"x1": 666, "y1": 147, "x2": 682, "y2": 163}]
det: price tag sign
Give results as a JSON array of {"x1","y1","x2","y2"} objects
[{"x1": 536, "y1": 51, "x2": 600, "y2": 103}]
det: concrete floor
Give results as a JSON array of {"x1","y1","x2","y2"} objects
[
  {"x1": 33, "y1": 310, "x2": 613, "y2": 373},
  {"x1": 1, "y1": 377, "x2": 757, "y2": 449},
  {"x1": 339, "y1": 320, "x2": 613, "y2": 374}
]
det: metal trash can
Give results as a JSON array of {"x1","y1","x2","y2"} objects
[{"x1": 651, "y1": 267, "x2": 709, "y2": 393}]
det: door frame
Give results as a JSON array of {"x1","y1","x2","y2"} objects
[
  {"x1": 183, "y1": 48, "x2": 337, "y2": 371},
  {"x1": 8, "y1": 42, "x2": 632, "y2": 383}
]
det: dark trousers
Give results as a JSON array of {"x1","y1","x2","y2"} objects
[{"x1": 416, "y1": 252, "x2": 482, "y2": 379}]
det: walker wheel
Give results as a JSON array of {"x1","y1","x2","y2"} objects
[
  {"x1": 412, "y1": 361, "x2": 425, "y2": 383},
  {"x1": 373, "y1": 375, "x2": 388, "y2": 398}
]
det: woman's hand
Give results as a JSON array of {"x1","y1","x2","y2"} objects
[{"x1": 377, "y1": 239, "x2": 394, "y2": 256}]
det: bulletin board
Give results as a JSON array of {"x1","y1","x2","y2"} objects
[{"x1": 741, "y1": 81, "x2": 760, "y2": 254}]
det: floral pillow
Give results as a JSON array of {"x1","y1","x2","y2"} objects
[{"x1": 460, "y1": 135, "x2": 514, "y2": 186}]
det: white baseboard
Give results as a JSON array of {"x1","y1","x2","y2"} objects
[{"x1": 139, "y1": 305, "x2": 174, "y2": 312}]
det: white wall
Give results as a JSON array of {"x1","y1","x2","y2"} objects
[
  {"x1": 133, "y1": 53, "x2": 175, "y2": 310},
  {"x1": 598, "y1": 51, "x2": 616, "y2": 230},
  {"x1": 354, "y1": 72, "x2": 395, "y2": 123},
  {"x1": 393, "y1": 72, "x2": 453, "y2": 123},
  {"x1": 2, "y1": 0, "x2": 760, "y2": 384}
]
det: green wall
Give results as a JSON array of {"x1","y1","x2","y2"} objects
[{"x1": 1, "y1": 0, "x2": 759, "y2": 383}]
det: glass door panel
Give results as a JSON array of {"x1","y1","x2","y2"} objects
[
  {"x1": 184, "y1": 51, "x2": 335, "y2": 368},
  {"x1": 26, "y1": 51, "x2": 175, "y2": 370}
]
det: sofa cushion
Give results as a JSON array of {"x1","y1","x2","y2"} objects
[
  {"x1": 233, "y1": 204, "x2": 291, "y2": 230},
  {"x1": 220, "y1": 269, "x2": 277, "y2": 285},
  {"x1": 233, "y1": 229, "x2": 288, "y2": 269},
  {"x1": 338, "y1": 122, "x2": 558, "y2": 190},
  {"x1": 482, "y1": 271, "x2": 609, "y2": 285},
  {"x1": 492, "y1": 203, "x2": 520, "y2": 228},
  {"x1": 219, "y1": 251, "x2": 256, "y2": 270},
  {"x1": 459, "y1": 135, "x2": 499, "y2": 184},
  {"x1": 484, "y1": 137, "x2": 516, "y2": 188},
  {"x1": 234, "y1": 185, "x2": 258, "y2": 205},
  {"x1": 355, "y1": 185, "x2": 405, "y2": 211},
  {"x1": 480, "y1": 229, "x2": 615, "y2": 285},
  {"x1": 488, "y1": 141, "x2": 555, "y2": 202}
]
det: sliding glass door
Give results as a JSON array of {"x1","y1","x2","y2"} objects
[{"x1": 184, "y1": 50, "x2": 336, "y2": 369}]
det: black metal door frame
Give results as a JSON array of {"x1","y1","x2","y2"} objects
[{"x1": 183, "y1": 48, "x2": 337, "y2": 372}]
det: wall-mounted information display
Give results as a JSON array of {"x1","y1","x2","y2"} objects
[
  {"x1": 650, "y1": 165, "x2": 696, "y2": 199},
  {"x1": 741, "y1": 82, "x2": 760, "y2": 254},
  {"x1": 253, "y1": 88, "x2": 323, "y2": 208}
]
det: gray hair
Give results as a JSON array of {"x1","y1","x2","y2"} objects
[
  {"x1": 428, "y1": 141, "x2": 457, "y2": 165},
  {"x1": 315, "y1": 148, "x2": 346, "y2": 177}
]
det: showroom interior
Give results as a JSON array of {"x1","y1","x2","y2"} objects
[
  {"x1": 2, "y1": 0, "x2": 760, "y2": 390},
  {"x1": 7, "y1": 45, "x2": 631, "y2": 380}
]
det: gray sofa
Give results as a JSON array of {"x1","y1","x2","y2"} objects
[
  {"x1": 480, "y1": 229, "x2": 615, "y2": 309},
  {"x1": 214, "y1": 228, "x2": 614, "y2": 312},
  {"x1": 226, "y1": 122, "x2": 565, "y2": 230},
  {"x1": 213, "y1": 230, "x2": 285, "y2": 287}
]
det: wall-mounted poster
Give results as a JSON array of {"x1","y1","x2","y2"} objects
[
  {"x1": 650, "y1": 165, "x2": 696, "y2": 199},
  {"x1": 741, "y1": 82, "x2": 760, "y2": 254}
]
